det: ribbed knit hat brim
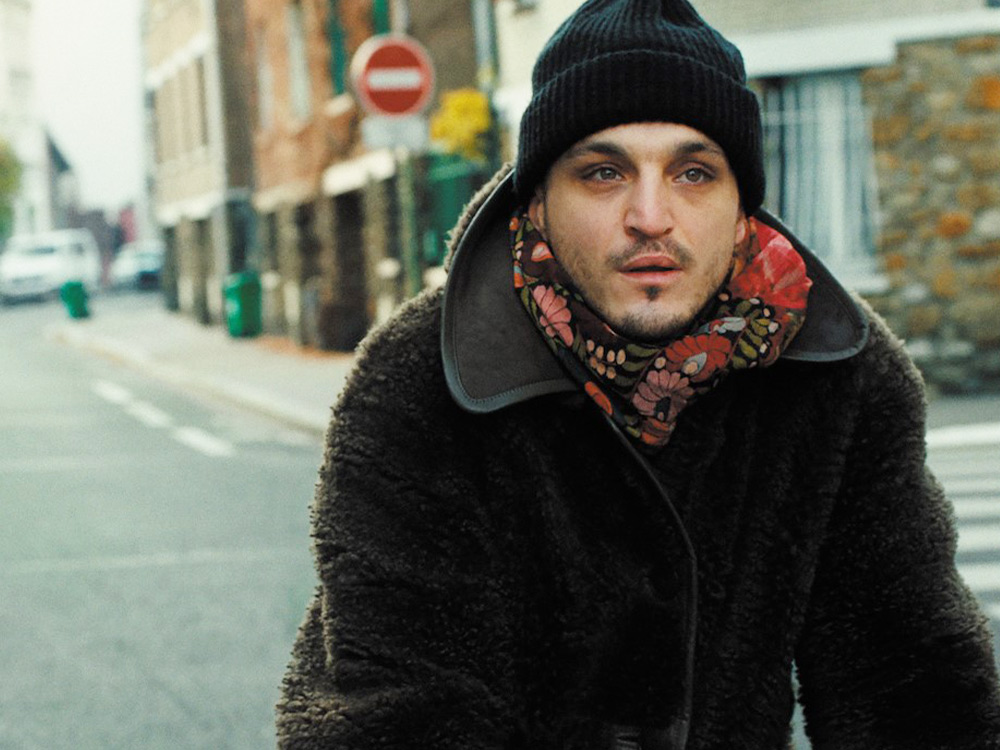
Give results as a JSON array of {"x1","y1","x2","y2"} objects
[{"x1": 514, "y1": 0, "x2": 765, "y2": 214}]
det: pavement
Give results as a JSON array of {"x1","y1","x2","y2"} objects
[
  {"x1": 45, "y1": 298, "x2": 356, "y2": 437},
  {"x1": 44, "y1": 295, "x2": 1000, "y2": 444}
]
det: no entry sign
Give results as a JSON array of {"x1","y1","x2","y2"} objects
[{"x1": 351, "y1": 34, "x2": 436, "y2": 117}]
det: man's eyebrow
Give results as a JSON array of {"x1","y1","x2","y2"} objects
[
  {"x1": 562, "y1": 140, "x2": 628, "y2": 161},
  {"x1": 561, "y1": 138, "x2": 726, "y2": 162},
  {"x1": 675, "y1": 140, "x2": 725, "y2": 158}
]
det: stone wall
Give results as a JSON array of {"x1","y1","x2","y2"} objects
[
  {"x1": 862, "y1": 34, "x2": 1000, "y2": 392},
  {"x1": 697, "y1": 0, "x2": 982, "y2": 36}
]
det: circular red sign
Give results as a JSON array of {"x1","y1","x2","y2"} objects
[{"x1": 351, "y1": 35, "x2": 436, "y2": 117}]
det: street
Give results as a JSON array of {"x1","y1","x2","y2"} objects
[
  {"x1": 0, "y1": 294, "x2": 321, "y2": 749},
  {"x1": 0, "y1": 293, "x2": 998, "y2": 749},
  {"x1": 930, "y1": 439, "x2": 1000, "y2": 646}
]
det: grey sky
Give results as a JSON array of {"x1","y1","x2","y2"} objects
[{"x1": 32, "y1": 0, "x2": 145, "y2": 213}]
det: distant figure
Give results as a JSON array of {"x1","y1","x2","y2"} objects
[{"x1": 276, "y1": 0, "x2": 1000, "y2": 748}]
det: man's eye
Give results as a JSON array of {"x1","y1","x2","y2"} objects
[
  {"x1": 680, "y1": 167, "x2": 712, "y2": 184},
  {"x1": 587, "y1": 166, "x2": 621, "y2": 182}
]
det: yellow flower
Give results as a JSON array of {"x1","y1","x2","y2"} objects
[{"x1": 429, "y1": 88, "x2": 492, "y2": 160}]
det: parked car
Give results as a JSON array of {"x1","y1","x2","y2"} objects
[
  {"x1": 110, "y1": 240, "x2": 165, "y2": 290},
  {"x1": 0, "y1": 230, "x2": 102, "y2": 304}
]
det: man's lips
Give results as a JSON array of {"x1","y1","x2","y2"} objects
[{"x1": 619, "y1": 255, "x2": 682, "y2": 281}]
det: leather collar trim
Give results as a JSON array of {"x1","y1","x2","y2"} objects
[{"x1": 441, "y1": 170, "x2": 870, "y2": 414}]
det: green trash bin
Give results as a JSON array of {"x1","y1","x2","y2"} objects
[
  {"x1": 60, "y1": 280, "x2": 90, "y2": 319},
  {"x1": 223, "y1": 270, "x2": 262, "y2": 338}
]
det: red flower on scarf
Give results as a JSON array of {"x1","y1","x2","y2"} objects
[
  {"x1": 640, "y1": 418, "x2": 674, "y2": 446},
  {"x1": 584, "y1": 382, "x2": 613, "y2": 416},
  {"x1": 531, "y1": 241, "x2": 554, "y2": 263},
  {"x1": 531, "y1": 285, "x2": 573, "y2": 346},
  {"x1": 727, "y1": 221, "x2": 811, "y2": 310},
  {"x1": 665, "y1": 334, "x2": 732, "y2": 382},
  {"x1": 632, "y1": 369, "x2": 693, "y2": 417}
]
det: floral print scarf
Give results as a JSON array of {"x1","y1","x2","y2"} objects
[{"x1": 511, "y1": 209, "x2": 812, "y2": 449}]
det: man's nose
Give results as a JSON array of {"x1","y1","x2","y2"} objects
[{"x1": 624, "y1": 178, "x2": 674, "y2": 239}]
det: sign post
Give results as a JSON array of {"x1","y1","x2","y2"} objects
[
  {"x1": 351, "y1": 34, "x2": 437, "y2": 294},
  {"x1": 351, "y1": 34, "x2": 436, "y2": 150}
]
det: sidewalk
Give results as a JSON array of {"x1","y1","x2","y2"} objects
[
  {"x1": 46, "y1": 298, "x2": 1000, "y2": 444},
  {"x1": 47, "y1": 301, "x2": 357, "y2": 436}
]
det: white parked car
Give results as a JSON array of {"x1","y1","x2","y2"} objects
[
  {"x1": 0, "y1": 230, "x2": 102, "y2": 303},
  {"x1": 110, "y1": 240, "x2": 165, "y2": 290}
]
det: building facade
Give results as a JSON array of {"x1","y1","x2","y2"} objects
[
  {"x1": 246, "y1": 0, "x2": 481, "y2": 350},
  {"x1": 143, "y1": 0, "x2": 255, "y2": 322},
  {"x1": 0, "y1": 0, "x2": 51, "y2": 238},
  {"x1": 493, "y1": 0, "x2": 1000, "y2": 391},
  {"x1": 244, "y1": 0, "x2": 370, "y2": 347}
]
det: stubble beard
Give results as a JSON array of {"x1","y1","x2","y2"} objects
[
  {"x1": 613, "y1": 298, "x2": 696, "y2": 343},
  {"x1": 560, "y1": 237, "x2": 713, "y2": 344}
]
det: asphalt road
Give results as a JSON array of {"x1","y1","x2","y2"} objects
[
  {"x1": 1, "y1": 292, "x2": 998, "y2": 749},
  {"x1": 0, "y1": 294, "x2": 322, "y2": 749},
  {"x1": 930, "y1": 439, "x2": 1000, "y2": 646}
]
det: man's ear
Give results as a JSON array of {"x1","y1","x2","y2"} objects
[
  {"x1": 734, "y1": 212, "x2": 748, "y2": 245},
  {"x1": 528, "y1": 188, "x2": 547, "y2": 237}
]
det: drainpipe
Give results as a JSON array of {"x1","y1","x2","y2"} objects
[
  {"x1": 471, "y1": 0, "x2": 502, "y2": 172},
  {"x1": 327, "y1": 0, "x2": 347, "y2": 95},
  {"x1": 372, "y1": 0, "x2": 391, "y2": 34},
  {"x1": 382, "y1": 0, "x2": 423, "y2": 296}
]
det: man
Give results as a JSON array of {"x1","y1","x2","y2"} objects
[{"x1": 276, "y1": 0, "x2": 1000, "y2": 747}]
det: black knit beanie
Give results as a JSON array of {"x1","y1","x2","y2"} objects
[{"x1": 514, "y1": 0, "x2": 765, "y2": 214}]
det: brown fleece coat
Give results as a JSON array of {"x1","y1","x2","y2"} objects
[{"x1": 276, "y1": 170, "x2": 1000, "y2": 749}]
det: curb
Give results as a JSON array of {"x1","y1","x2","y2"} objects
[
  {"x1": 48, "y1": 322, "x2": 1000, "y2": 449},
  {"x1": 46, "y1": 323, "x2": 331, "y2": 437},
  {"x1": 926, "y1": 423, "x2": 1000, "y2": 449}
]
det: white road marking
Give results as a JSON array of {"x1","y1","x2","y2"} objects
[
  {"x1": 7, "y1": 547, "x2": 302, "y2": 575},
  {"x1": 91, "y1": 379, "x2": 235, "y2": 458},
  {"x1": 957, "y1": 524, "x2": 1000, "y2": 553},
  {"x1": 952, "y1": 498, "x2": 1000, "y2": 521},
  {"x1": 171, "y1": 426, "x2": 235, "y2": 457},
  {"x1": 942, "y1": 477, "x2": 1000, "y2": 496},
  {"x1": 125, "y1": 401, "x2": 173, "y2": 429},
  {"x1": 92, "y1": 380, "x2": 133, "y2": 405},
  {"x1": 927, "y1": 422, "x2": 1000, "y2": 448},
  {"x1": 957, "y1": 562, "x2": 1000, "y2": 593}
]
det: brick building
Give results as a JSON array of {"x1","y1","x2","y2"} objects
[
  {"x1": 246, "y1": 0, "x2": 481, "y2": 350},
  {"x1": 0, "y1": 0, "x2": 51, "y2": 237},
  {"x1": 143, "y1": 0, "x2": 255, "y2": 322},
  {"x1": 245, "y1": 0, "x2": 369, "y2": 347},
  {"x1": 494, "y1": 0, "x2": 1000, "y2": 391}
]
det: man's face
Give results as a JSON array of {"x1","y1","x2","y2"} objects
[{"x1": 528, "y1": 122, "x2": 748, "y2": 342}]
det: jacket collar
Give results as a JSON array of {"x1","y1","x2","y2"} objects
[{"x1": 442, "y1": 168, "x2": 870, "y2": 414}]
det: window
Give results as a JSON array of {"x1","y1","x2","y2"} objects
[
  {"x1": 175, "y1": 65, "x2": 198, "y2": 157},
  {"x1": 153, "y1": 87, "x2": 165, "y2": 163},
  {"x1": 255, "y1": 27, "x2": 275, "y2": 129},
  {"x1": 760, "y1": 72, "x2": 883, "y2": 290},
  {"x1": 157, "y1": 76, "x2": 179, "y2": 162},
  {"x1": 9, "y1": 69, "x2": 31, "y2": 107},
  {"x1": 263, "y1": 212, "x2": 279, "y2": 272},
  {"x1": 195, "y1": 57, "x2": 210, "y2": 147},
  {"x1": 286, "y1": 1, "x2": 312, "y2": 120}
]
